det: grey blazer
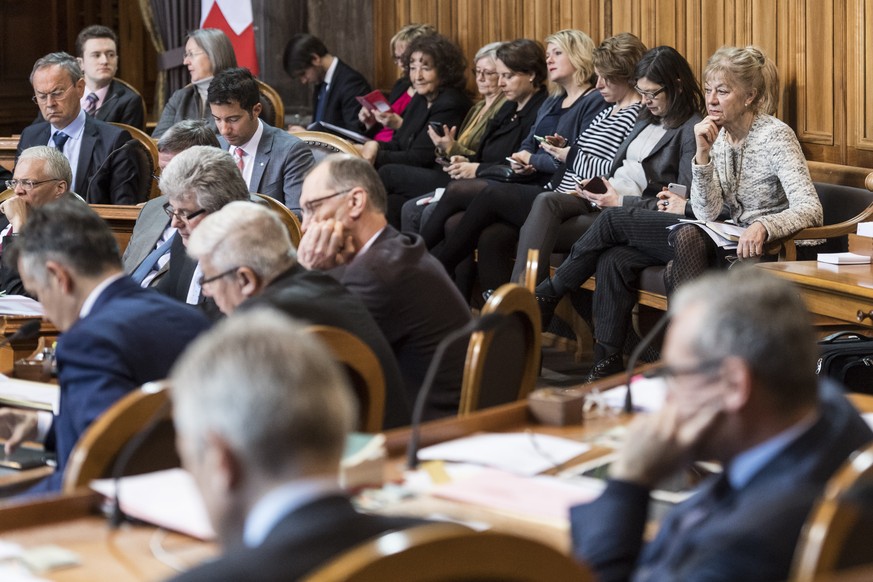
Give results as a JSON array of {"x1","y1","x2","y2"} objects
[{"x1": 122, "y1": 195, "x2": 170, "y2": 275}]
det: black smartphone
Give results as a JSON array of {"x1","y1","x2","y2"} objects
[
  {"x1": 435, "y1": 156, "x2": 451, "y2": 167},
  {"x1": 428, "y1": 121, "x2": 445, "y2": 136},
  {"x1": 584, "y1": 176, "x2": 608, "y2": 194}
]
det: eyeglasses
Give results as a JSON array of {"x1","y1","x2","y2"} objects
[
  {"x1": 163, "y1": 202, "x2": 206, "y2": 222},
  {"x1": 301, "y1": 189, "x2": 353, "y2": 215},
  {"x1": 472, "y1": 68, "x2": 498, "y2": 78},
  {"x1": 32, "y1": 85, "x2": 74, "y2": 105},
  {"x1": 634, "y1": 84, "x2": 667, "y2": 100},
  {"x1": 5, "y1": 178, "x2": 60, "y2": 191},
  {"x1": 644, "y1": 359, "x2": 723, "y2": 385},
  {"x1": 183, "y1": 50, "x2": 205, "y2": 60},
  {"x1": 198, "y1": 267, "x2": 239, "y2": 287}
]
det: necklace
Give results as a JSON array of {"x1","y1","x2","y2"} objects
[{"x1": 723, "y1": 137, "x2": 746, "y2": 199}]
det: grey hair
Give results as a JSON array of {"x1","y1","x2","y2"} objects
[
  {"x1": 159, "y1": 146, "x2": 249, "y2": 211},
  {"x1": 669, "y1": 265, "x2": 818, "y2": 408},
  {"x1": 318, "y1": 154, "x2": 387, "y2": 214},
  {"x1": 156, "y1": 119, "x2": 220, "y2": 154},
  {"x1": 188, "y1": 29, "x2": 238, "y2": 76},
  {"x1": 704, "y1": 45, "x2": 780, "y2": 115},
  {"x1": 17, "y1": 146, "x2": 72, "y2": 187},
  {"x1": 30, "y1": 52, "x2": 83, "y2": 85},
  {"x1": 170, "y1": 309, "x2": 356, "y2": 475},
  {"x1": 474, "y1": 41, "x2": 503, "y2": 64},
  {"x1": 187, "y1": 201, "x2": 296, "y2": 277}
]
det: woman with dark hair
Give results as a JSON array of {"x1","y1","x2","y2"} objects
[
  {"x1": 358, "y1": 34, "x2": 472, "y2": 223},
  {"x1": 535, "y1": 45, "x2": 821, "y2": 383},
  {"x1": 153, "y1": 29, "x2": 237, "y2": 138}
]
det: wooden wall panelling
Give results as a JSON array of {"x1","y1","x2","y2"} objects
[{"x1": 846, "y1": 0, "x2": 873, "y2": 169}]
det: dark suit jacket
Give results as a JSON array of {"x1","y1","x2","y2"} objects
[
  {"x1": 121, "y1": 195, "x2": 169, "y2": 276},
  {"x1": 154, "y1": 233, "x2": 222, "y2": 321},
  {"x1": 169, "y1": 495, "x2": 422, "y2": 581},
  {"x1": 609, "y1": 113, "x2": 702, "y2": 211},
  {"x1": 92, "y1": 79, "x2": 145, "y2": 130},
  {"x1": 314, "y1": 59, "x2": 372, "y2": 132},
  {"x1": 219, "y1": 124, "x2": 315, "y2": 213},
  {"x1": 152, "y1": 84, "x2": 212, "y2": 139},
  {"x1": 375, "y1": 87, "x2": 472, "y2": 169},
  {"x1": 571, "y1": 380, "x2": 873, "y2": 582},
  {"x1": 32, "y1": 276, "x2": 210, "y2": 493},
  {"x1": 475, "y1": 88, "x2": 549, "y2": 171},
  {"x1": 0, "y1": 214, "x2": 23, "y2": 296},
  {"x1": 332, "y1": 226, "x2": 472, "y2": 419},
  {"x1": 17, "y1": 116, "x2": 141, "y2": 204},
  {"x1": 239, "y1": 265, "x2": 410, "y2": 428}
]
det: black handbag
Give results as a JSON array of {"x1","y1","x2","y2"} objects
[
  {"x1": 476, "y1": 164, "x2": 538, "y2": 183},
  {"x1": 816, "y1": 332, "x2": 873, "y2": 394}
]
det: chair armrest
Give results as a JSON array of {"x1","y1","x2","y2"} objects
[{"x1": 789, "y1": 202, "x2": 873, "y2": 241}]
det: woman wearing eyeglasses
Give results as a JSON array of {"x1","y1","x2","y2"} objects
[
  {"x1": 152, "y1": 29, "x2": 237, "y2": 139},
  {"x1": 535, "y1": 45, "x2": 821, "y2": 382}
]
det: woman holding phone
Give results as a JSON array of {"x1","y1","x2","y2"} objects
[{"x1": 535, "y1": 45, "x2": 822, "y2": 382}]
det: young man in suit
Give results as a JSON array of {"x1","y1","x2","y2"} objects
[
  {"x1": 187, "y1": 201, "x2": 410, "y2": 428},
  {"x1": 0, "y1": 198, "x2": 210, "y2": 493},
  {"x1": 284, "y1": 33, "x2": 372, "y2": 134},
  {"x1": 122, "y1": 120, "x2": 219, "y2": 286},
  {"x1": 570, "y1": 267, "x2": 873, "y2": 582},
  {"x1": 297, "y1": 154, "x2": 472, "y2": 420},
  {"x1": 17, "y1": 52, "x2": 143, "y2": 204},
  {"x1": 168, "y1": 310, "x2": 421, "y2": 581},
  {"x1": 74, "y1": 25, "x2": 145, "y2": 129},
  {"x1": 207, "y1": 67, "x2": 315, "y2": 214}
]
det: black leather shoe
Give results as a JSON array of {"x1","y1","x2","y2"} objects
[
  {"x1": 534, "y1": 278, "x2": 562, "y2": 329},
  {"x1": 482, "y1": 288, "x2": 495, "y2": 303},
  {"x1": 584, "y1": 352, "x2": 625, "y2": 384}
]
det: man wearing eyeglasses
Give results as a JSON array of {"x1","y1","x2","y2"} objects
[
  {"x1": 16, "y1": 52, "x2": 142, "y2": 205},
  {"x1": 297, "y1": 154, "x2": 471, "y2": 420},
  {"x1": 0, "y1": 146, "x2": 74, "y2": 295},
  {"x1": 570, "y1": 268, "x2": 873, "y2": 582}
]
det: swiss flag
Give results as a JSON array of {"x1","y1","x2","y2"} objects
[{"x1": 201, "y1": 0, "x2": 259, "y2": 76}]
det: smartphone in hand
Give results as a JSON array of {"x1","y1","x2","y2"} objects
[
  {"x1": 428, "y1": 121, "x2": 446, "y2": 137},
  {"x1": 583, "y1": 176, "x2": 609, "y2": 194},
  {"x1": 435, "y1": 156, "x2": 451, "y2": 167},
  {"x1": 667, "y1": 183, "x2": 688, "y2": 198}
]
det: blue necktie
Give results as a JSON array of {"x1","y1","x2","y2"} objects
[
  {"x1": 314, "y1": 83, "x2": 328, "y2": 123},
  {"x1": 52, "y1": 131, "x2": 70, "y2": 151},
  {"x1": 131, "y1": 236, "x2": 174, "y2": 285}
]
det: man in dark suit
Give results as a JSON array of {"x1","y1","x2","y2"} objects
[
  {"x1": 207, "y1": 67, "x2": 315, "y2": 214},
  {"x1": 0, "y1": 199, "x2": 210, "y2": 494},
  {"x1": 0, "y1": 146, "x2": 75, "y2": 295},
  {"x1": 122, "y1": 120, "x2": 220, "y2": 286},
  {"x1": 74, "y1": 25, "x2": 144, "y2": 129},
  {"x1": 283, "y1": 33, "x2": 372, "y2": 133},
  {"x1": 187, "y1": 201, "x2": 410, "y2": 428},
  {"x1": 297, "y1": 154, "x2": 472, "y2": 420},
  {"x1": 570, "y1": 267, "x2": 873, "y2": 582},
  {"x1": 152, "y1": 146, "x2": 250, "y2": 320},
  {"x1": 168, "y1": 310, "x2": 421, "y2": 581},
  {"x1": 18, "y1": 52, "x2": 143, "y2": 204}
]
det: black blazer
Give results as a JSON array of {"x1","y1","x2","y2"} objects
[
  {"x1": 314, "y1": 59, "x2": 372, "y2": 131},
  {"x1": 152, "y1": 84, "x2": 211, "y2": 139},
  {"x1": 154, "y1": 233, "x2": 221, "y2": 321},
  {"x1": 475, "y1": 88, "x2": 549, "y2": 170},
  {"x1": 17, "y1": 115, "x2": 142, "y2": 204},
  {"x1": 93, "y1": 79, "x2": 145, "y2": 130},
  {"x1": 375, "y1": 87, "x2": 472, "y2": 169}
]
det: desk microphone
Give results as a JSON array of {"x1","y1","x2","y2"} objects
[
  {"x1": 85, "y1": 139, "x2": 137, "y2": 202},
  {"x1": 406, "y1": 313, "x2": 504, "y2": 470},
  {"x1": 107, "y1": 382, "x2": 170, "y2": 529},
  {"x1": 623, "y1": 311, "x2": 671, "y2": 413},
  {"x1": 0, "y1": 319, "x2": 41, "y2": 349}
]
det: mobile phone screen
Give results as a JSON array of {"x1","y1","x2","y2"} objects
[{"x1": 585, "y1": 176, "x2": 608, "y2": 194}]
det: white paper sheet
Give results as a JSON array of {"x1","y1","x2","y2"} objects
[{"x1": 0, "y1": 297, "x2": 44, "y2": 317}]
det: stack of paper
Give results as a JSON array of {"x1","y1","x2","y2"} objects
[{"x1": 817, "y1": 252, "x2": 872, "y2": 265}]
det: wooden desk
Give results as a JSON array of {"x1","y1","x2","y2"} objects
[
  {"x1": 0, "y1": 490, "x2": 215, "y2": 581},
  {"x1": 757, "y1": 262, "x2": 873, "y2": 327},
  {"x1": 0, "y1": 315, "x2": 57, "y2": 374}
]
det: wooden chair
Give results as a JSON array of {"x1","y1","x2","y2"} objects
[
  {"x1": 292, "y1": 130, "x2": 363, "y2": 162},
  {"x1": 256, "y1": 79, "x2": 285, "y2": 128},
  {"x1": 62, "y1": 381, "x2": 178, "y2": 493},
  {"x1": 254, "y1": 193, "x2": 303, "y2": 247},
  {"x1": 112, "y1": 78, "x2": 148, "y2": 130},
  {"x1": 110, "y1": 122, "x2": 159, "y2": 201},
  {"x1": 307, "y1": 325, "x2": 385, "y2": 432},
  {"x1": 302, "y1": 522, "x2": 594, "y2": 582},
  {"x1": 790, "y1": 442, "x2": 873, "y2": 581},
  {"x1": 521, "y1": 248, "x2": 539, "y2": 292},
  {"x1": 459, "y1": 283, "x2": 541, "y2": 416},
  {"x1": 0, "y1": 188, "x2": 13, "y2": 204}
]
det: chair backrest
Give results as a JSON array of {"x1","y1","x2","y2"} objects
[
  {"x1": 790, "y1": 442, "x2": 873, "y2": 581},
  {"x1": 0, "y1": 188, "x2": 13, "y2": 204},
  {"x1": 256, "y1": 79, "x2": 285, "y2": 128},
  {"x1": 301, "y1": 522, "x2": 594, "y2": 582},
  {"x1": 802, "y1": 182, "x2": 873, "y2": 257},
  {"x1": 110, "y1": 122, "x2": 159, "y2": 201},
  {"x1": 62, "y1": 382, "x2": 178, "y2": 493},
  {"x1": 113, "y1": 78, "x2": 148, "y2": 129},
  {"x1": 291, "y1": 130, "x2": 363, "y2": 162},
  {"x1": 521, "y1": 248, "x2": 540, "y2": 292},
  {"x1": 306, "y1": 325, "x2": 385, "y2": 432},
  {"x1": 254, "y1": 193, "x2": 303, "y2": 247},
  {"x1": 459, "y1": 283, "x2": 542, "y2": 416}
]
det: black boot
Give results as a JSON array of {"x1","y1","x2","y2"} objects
[
  {"x1": 585, "y1": 344, "x2": 624, "y2": 383},
  {"x1": 534, "y1": 278, "x2": 562, "y2": 329}
]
